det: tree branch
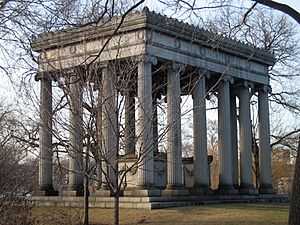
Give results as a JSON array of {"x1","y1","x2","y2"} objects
[{"x1": 252, "y1": 0, "x2": 300, "y2": 24}]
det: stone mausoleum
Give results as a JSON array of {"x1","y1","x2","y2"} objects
[{"x1": 31, "y1": 8, "x2": 286, "y2": 208}]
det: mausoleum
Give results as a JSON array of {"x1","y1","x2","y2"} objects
[{"x1": 31, "y1": 7, "x2": 286, "y2": 208}]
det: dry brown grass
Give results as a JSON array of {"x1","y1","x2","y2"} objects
[{"x1": 32, "y1": 203, "x2": 289, "y2": 225}]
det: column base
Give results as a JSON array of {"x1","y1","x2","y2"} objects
[
  {"x1": 161, "y1": 186, "x2": 189, "y2": 196},
  {"x1": 63, "y1": 190, "x2": 84, "y2": 196},
  {"x1": 216, "y1": 185, "x2": 239, "y2": 195},
  {"x1": 190, "y1": 186, "x2": 213, "y2": 196},
  {"x1": 239, "y1": 188, "x2": 259, "y2": 195},
  {"x1": 91, "y1": 189, "x2": 113, "y2": 197},
  {"x1": 124, "y1": 188, "x2": 161, "y2": 197},
  {"x1": 259, "y1": 183, "x2": 277, "y2": 194},
  {"x1": 259, "y1": 188, "x2": 277, "y2": 194},
  {"x1": 34, "y1": 189, "x2": 58, "y2": 196}
]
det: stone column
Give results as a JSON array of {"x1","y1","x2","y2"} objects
[
  {"x1": 101, "y1": 63, "x2": 117, "y2": 192},
  {"x1": 230, "y1": 89, "x2": 239, "y2": 189},
  {"x1": 134, "y1": 55, "x2": 159, "y2": 196},
  {"x1": 238, "y1": 81, "x2": 257, "y2": 194},
  {"x1": 192, "y1": 73, "x2": 209, "y2": 192},
  {"x1": 67, "y1": 74, "x2": 84, "y2": 196},
  {"x1": 164, "y1": 62, "x2": 187, "y2": 196},
  {"x1": 258, "y1": 85, "x2": 276, "y2": 194},
  {"x1": 153, "y1": 96, "x2": 159, "y2": 155},
  {"x1": 125, "y1": 90, "x2": 135, "y2": 155},
  {"x1": 217, "y1": 77, "x2": 237, "y2": 194},
  {"x1": 37, "y1": 74, "x2": 57, "y2": 196},
  {"x1": 95, "y1": 83, "x2": 103, "y2": 190}
]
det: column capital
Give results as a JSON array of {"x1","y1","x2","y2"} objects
[
  {"x1": 137, "y1": 55, "x2": 157, "y2": 65},
  {"x1": 255, "y1": 84, "x2": 272, "y2": 93},
  {"x1": 196, "y1": 69, "x2": 211, "y2": 79},
  {"x1": 223, "y1": 76, "x2": 234, "y2": 84},
  {"x1": 236, "y1": 80, "x2": 254, "y2": 90},
  {"x1": 35, "y1": 72, "x2": 54, "y2": 82}
]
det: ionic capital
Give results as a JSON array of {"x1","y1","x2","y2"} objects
[
  {"x1": 255, "y1": 84, "x2": 272, "y2": 94},
  {"x1": 137, "y1": 55, "x2": 157, "y2": 65},
  {"x1": 237, "y1": 80, "x2": 254, "y2": 89},
  {"x1": 35, "y1": 72, "x2": 53, "y2": 82},
  {"x1": 223, "y1": 76, "x2": 234, "y2": 84},
  {"x1": 197, "y1": 69, "x2": 211, "y2": 80}
]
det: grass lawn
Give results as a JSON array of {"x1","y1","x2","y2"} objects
[{"x1": 32, "y1": 203, "x2": 289, "y2": 225}]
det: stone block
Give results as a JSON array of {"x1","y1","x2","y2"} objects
[{"x1": 161, "y1": 189, "x2": 189, "y2": 196}]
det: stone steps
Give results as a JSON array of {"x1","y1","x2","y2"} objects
[{"x1": 31, "y1": 194, "x2": 289, "y2": 209}]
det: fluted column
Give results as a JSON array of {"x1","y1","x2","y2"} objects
[
  {"x1": 125, "y1": 90, "x2": 135, "y2": 155},
  {"x1": 153, "y1": 96, "x2": 159, "y2": 155},
  {"x1": 166, "y1": 63, "x2": 183, "y2": 189},
  {"x1": 68, "y1": 74, "x2": 84, "y2": 195},
  {"x1": 258, "y1": 85, "x2": 276, "y2": 194},
  {"x1": 230, "y1": 89, "x2": 239, "y2": 188},
  {"x1": 37, "y1": 74, "x2": 57, "y2": 196},
  {"x1": 101, "y1": 63, "x2": 117, "y2": 190},
  {"x1": 192, "y1": 73, "x2": 209, "y2": 190},
  {"x1": 217, "y1": 77, "x2": 237, "y2": 194},
  {"x1": 136, "y1": 55, "x2": 156, "y2": 189},
  {"x1": 238, "y1": 81, "x2": 257, "y2": 194}
]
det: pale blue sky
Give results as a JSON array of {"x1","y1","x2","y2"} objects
[{"x1": 277, "y1": 0, "x2": 300, "y2": 12}]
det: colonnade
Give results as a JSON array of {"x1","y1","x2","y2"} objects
[{"x1": 36, "y1": 55, "x2": 275, "y2": 196}]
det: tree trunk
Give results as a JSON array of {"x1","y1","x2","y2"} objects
[
  {"x1": 83, "y1": 175, "x2": 89, "y2": 225},
  {"x1": 114, "y1": 191, "x2": 120, "y2": 225},
  {"x1": 83, "y1": 145, "x2": 90, "y2": 225},
  {"x1": 288, "y1": 136, "x2": 300, "y2": 225}
]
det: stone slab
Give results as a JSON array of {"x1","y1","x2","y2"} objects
[
  {"x1": 189, "y1": 188, "x2": 214, "y2": 196},
  {"x1": 124, "y1": 189, "x2": 161, "y2": 197}
]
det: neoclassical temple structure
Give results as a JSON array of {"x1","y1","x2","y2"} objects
[{"x1": 32, "y1": 8, "x2": 283, "y2": 208}]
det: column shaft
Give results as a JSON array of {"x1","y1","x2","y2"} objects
[
  {"x1": 239, "y1": 84, "x2": 254, "y2": 189},
  {"x1": 101, "y1": 65, "x2": 117, "y2": 189},
  {"x1": 166, "y1": 64, "x2": 182, "y2": 188},
  {"x1": 95, "y1": 86, "x2": 102, "y2": 189},
  {"x1": 68, "y1": 75, "x2": 84, "y2": 192},
  {"x1": 153, "y1": 97, "x2": 159, "y2": 155},
  {"x1": 39, "y1": 77, "x2": 55, "y2": 194},
  {"x1": 258, "y1": 87, "x2": 274, "y2": 193},
  {"x1": 218, "y1": 80, "x2": 234, "y2": 189},
  {"x1": 125, "y1": 90, "x2": 135, "y2": 155},
  {"x1": 192, "y1": 75, "x2": 209, "y2": 188},
  {"x1": 230, "y1": 90, "x2": 239, "y2": 188},
  {"x1": 137, "y1": 57, "x2": 154, "y2": 188}
]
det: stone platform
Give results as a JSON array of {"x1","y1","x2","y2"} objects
[{"x1": 31, "y1": 194, "x2": 288, "y2": 209}]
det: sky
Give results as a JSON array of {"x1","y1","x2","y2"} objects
[{"x1": 277, "y1": 0, "x2": 300, "y2": 12}]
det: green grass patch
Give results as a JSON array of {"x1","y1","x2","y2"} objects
[{"x1": 31, "y1": 203, "x2": 289, "y2": 225}]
